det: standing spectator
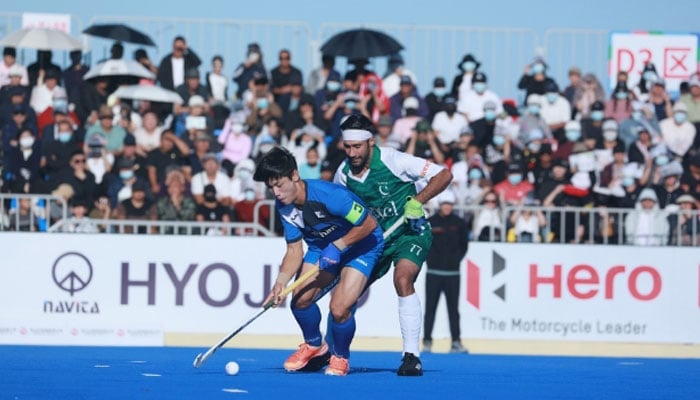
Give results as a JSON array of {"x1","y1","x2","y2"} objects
[
  {"x1": 646, "y1": 78, "x2": 673, "y2": 122},
  {"x1": 678, "y1": 75, "x2": 700, "y2": 132},
  {"x1": 270, "y1": 49, "x2": 303, "y2": 112},
  {"x1": 306, "y1": 54, "x2": 340, "y2": 96},
  {"x1": 451, "y1": 53, "x2": 481, "y2": 100},
  {"x1": 175, "y1": 68, "x2": 210, "y2": 115},
  {"x1": 624, "y1": 188, "x2": 669, "y2": 246},
  {"x1": 573, "y1": 73, "x2": 606, "y2": 119},
  {"x1": 156, "y1": 36, "x2": 202, "y2": 91},
  {"x1": 61, "y1": 50, "x2": 88, "y2": 111},
  {"x1": 382, "y1": 53, "x2": 417, "y2": 99},
  {"x1": 423, "y1": 188, "x2": 469, "y2": 354},
  {"x1": 26, "y1": 50, "x2": 61, "y2": 88},
  {"x1": 78, "y1": 77, "x2": 109, "y2": 126},
  {"x1": 0, "y1": 47, "x2": 29, "y2": 88},
  {"x1": 562, "y1": 66, "x2": 581, "y2": 112},
  {"x1": 517, "y1": 57, "x2": 557, "y2": 105},
  {"x1": 232, "y1": 43, "x2": 267, "y2": 100},
  {"x1": 133, "y1": 48, "x2": 158, "y2": 76},
  {"x1": 424, "y1": 77, "x2": 449, "y2": 122},
  {"x1": 604, "y1": 81, "x2": 634, "y2": 123},
  {"x1": 659, "y1": 102, "x2": 696, "y2": 159},
  {"x1": 190, "y1": 152, "x2": 230, "y2": 206},
  {"x1": 29, "y1": 69, "x2": 66, "y2": 115},
  {"x1": 206, "y1": 55, "x2": 228, "y2": 103},
  {"x1": 632, "y1": 62, "x2": 658, "y2": 103}
]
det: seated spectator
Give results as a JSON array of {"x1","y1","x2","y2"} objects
[
  {"x1": 175, "y1": 68, "x2": 210, "y2": 115},
  {"x1": 287, "y1": 124, "x2": 326, "y2": 165},
  {"x1": 432, "y1": 96, "x2": 468, "y2": 157},
  {"x1": 573, "y1": 73, "x2": 606, "y2": 119},
  {"x1": 190, "y1": 153, "x2": 230, "y2": 206},
  {"x1": 482, "y1": 130, "x2": 510, "y2": 185},
  {"x1": 373, "y1": 115, "x2": 402, "y2": 150},
  {"x1": 404, "y1": 119, "x2": 445, "y2": 164},
  {"x1": 48, "y1": 183, "x2": 74, "y2": 224},
  {"x1": 646, "y1": 78, "x2": 673, "y2": 122},
  {"x1": 113, "y1": 180, "x2": 157, "y2": 234},
  {"x1": 251, "y1": 117, "x2": 287, "y2": 162},
  {"x1": 597, "y1": 141, "x2": 628, "y2": 198},
  {"x1": 659, "y1": 102, "x2": 696, "y2": 159},
  {"x1": 4, "y1": 128, "x2": 42, "y2": 193},
  {"x1": 60, "y1": 198, "x2": 99, "y2": 233},
  {"x1": 84, "y1": 134, "x2": 114, "y2": 187},
  {"x1": 539, "y1": 81, "x2": 570, "y2": 142},
  {"x1": 536, "y1": 158, "x2": 570, "y2": 204},
  {"x1": 493, "y1": 162, "x2": 534, "y2": 206},
  {"x1": 389, "y1": 75, "x2": 428, "y2": 122},
  {"x1": 472, "y1": 190, "x2": 502, "y2": 241},
  {"x1": 245, "y1": 73, "x2": 283, "y2": 135},
  {"x1": 668, "y1": 194, "x2": 700, "y2": 246},
  {"x1": 458, "y1": 72, "x2": 503, "y2": 125},
  {"x1": 84, "y1": 105, "x2": 127, "y2": 157},
  {"x1": 29, "y1": 69, "x2": 65, "y2": 115},
  {"x1": 195, "y1": 183, "x2": 231, "y2": 235},
  {"x1": 619, "y1": 101, "x2": 660, "y2": 149},
  {"x1": 49, "y1": 150, "x2": 97, "y2": 207},
  {"x1": 653, "y1": 161, "x2": 684, "y2": 209},
  {"x1": 604, "y1": 81, "x2": 634, "y2": 123},
  {"x1": 146, "y1": 130, "x2": 190, "y2": 196},
  {"x1": 8, "y1": 196, "x2": 45, "y2": 232},
  {"x1": 87, "y1": 194, "x2": 112, "y2": 232},
  {"x1": 624, "y1": 188, "x2": 669, "y2": 246},
  {"x1": 508, "y1": 198, "x2": 546, "y2": 242},
  {"x1": 391, "y1": 96, "x2": 423, "y2": 145},
  {"x1": 233, "y1": 186, "x2": 271, "y2": 236},
  {"x1": 132, "y1": 111, "x2": 163, "y2": 156},
  {"x1": 517, "y1": 96, "x2": 552, "y2": 150},
  {"x1": 111, "y1": 134, "x2": 148, "y2": 183},
  {"x1": 218, "y1": 117, "x2": 252, "y2": 177},
  {"x1": 107, "y1": 158, "x2": 151, "y2": 208},
  {"x1": 42, "y1": 119, "x2": 81, "y2": 179},
  {"x1": 681, "y1": 154, "x2": 700, "y2": 198},
  {"x1": 424, "y1": 76, "x2": 448, "y2": 122},
  {"x1": 517, "y1": 57, "x2": 557, "y2": 105},
  {"x1": 469, "y1": 100, "x2": 500, "y2": 150},
  {"x1": 298, "y1": 147, "x2": 321, "y2": 180},
  {"x1": 156, "y1": 169, "x2": 196, "y2": 234},
  {"x1": 229, "y1": 158, "x2": 265, "y2": 205}
]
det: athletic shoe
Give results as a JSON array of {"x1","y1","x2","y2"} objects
[
  {"x1": 324, "y1": 355, "x2": 349, "y2": 376},
  {"x1": 422, "y1": 339, "x2": 432, "y2": 353},
  {"x1": 397, "y1": 352, "x2": 423, "y2": 376},
  {"x1": 284, "y1": 342, "x2": 329, "y2": 371},
  {"x1": 450, "y1": 341, "x2": 469, "y2": 354},
  {"x1": 298, "y1": 351, "x2": 330, "y2": 372}
]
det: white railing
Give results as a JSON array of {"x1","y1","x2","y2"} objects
[{"x1": 0, "y1": 193, "x2": 68, "y2": 232}]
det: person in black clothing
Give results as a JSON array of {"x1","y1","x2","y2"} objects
[
  {"x1": 424, "y1": 76, "x2": 448, "y2": 122},
  {"x1": 517, "y1": 57, "x2": 557, "y2": 105},
  {"x1": 195, "y1": 183, "x2": 231, "y2": 235},
  {"x1": 423, "y1": 189, "x2": 469, "y2": 354}
]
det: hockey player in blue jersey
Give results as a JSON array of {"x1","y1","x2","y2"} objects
[{"x1": 255, "y1": 146, "x2": 384, "y2": 376}]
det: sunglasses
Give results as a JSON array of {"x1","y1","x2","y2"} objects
[{"x1": 72, "y1": 158, "x2": 86, "y2": 164}]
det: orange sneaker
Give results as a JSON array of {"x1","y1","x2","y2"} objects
[
  {"x1": 284, "y1": 342, "x2": 329, "y2": 371},
  {"x1": 324, "y1": 355, "x2": 349, "y2": 376}
]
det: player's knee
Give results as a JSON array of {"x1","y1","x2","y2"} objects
[
  {"x1": 290, "y1": 294, "x2": 314, "y2": 310},
  {"x1": 394, "y1": 274, "x2": 416, "y2": 296},
  {"x1": 329, "y1": 302, "x2": 351, "y2": 323}
]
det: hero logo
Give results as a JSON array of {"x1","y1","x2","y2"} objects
[{"x1": 466, "y1": 251, "x2": 663, "y2": 309}]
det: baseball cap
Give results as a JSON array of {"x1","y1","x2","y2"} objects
[
  {"x1": 403, "y1": 96, "x2": 419, "y2": 110},
  {"x1": 399, "y1": 75, "x2": 413, "y2": 85},
  {"x1": 413, "y1": 119, "x2": 431, "y2": 132},
  {"x1": 188, "y1": 95, "x2": 205, "y2": 107},
  {"x1": 472, "y1": 72, "x2": 487, "y2": 83}
]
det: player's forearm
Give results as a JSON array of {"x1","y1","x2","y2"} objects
[
  {"x1": 414, "y1": 168, "x2": 453, "y2": 204},
  {"x1": 277, "y1": 243, "x2": 304, "y2": 285},
  {"x1": 333, "y1": 215, "x2": 377, "y2": 251}
]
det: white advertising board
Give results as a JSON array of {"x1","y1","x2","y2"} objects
[{"x1": 609, "y1": 31, "x2": 698, "y2": 94}]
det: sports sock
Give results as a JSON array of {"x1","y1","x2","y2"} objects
[
  {"x1": 329, "y1": 315, "x2": 355, "y2": 359},
  {"x1": 291, "y1": 303, "x2": 322, "y2": 347},
  {"x1": 398, "y1": 293, "x2": 422, "y2": 357}
]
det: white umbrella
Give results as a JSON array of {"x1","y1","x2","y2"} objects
[
  {"x1": 113, "y1": 84, "x2": 184, "y2": 104},
  {"x1": 0, "y1": 27, "x2": 83, "y2": 51},
  {"x1": 84, "y1": 59, "x2": 155, "y2": 80}
]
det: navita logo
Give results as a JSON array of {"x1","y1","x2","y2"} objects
[
  {"x1": 466, "y1": 250, "x2": 506, "y2": 309},
  {"x1": 45, "y1": 252, "x2": 100, "y2": 314}
]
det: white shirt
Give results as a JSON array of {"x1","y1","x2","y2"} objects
[
  {"x1": 0, "y1": 62, "x2": 29, "y2": 88},
  {"x1": 659, "y1": 118, "x2": 696, "y2": 157},
  {"x1": 191, "y1": 170, "x2": 231, "y2": 199},
  {"x1": 133, "y1": 126, "x2": 163, "y2": 152},
  {"x1": 539, "y1": 95, "x2": 572, "y2": 126},
  {"x1": 432, "y1": 111, "x2": 469, "y2": 144},
  {"x1": 382, "y1": 69, "x2": 418, "y2": 98},
  {"x1": 208, "y1": 73, "x2": 228, "y2": 101},
  {"x1": 457, "y1": 89, "x2": 502, "y2": 122},
  {"x1": 172, "y1": 57, "x2": 185, "y2": 88},
  {"x1": 86, "y1": 153, "x2": 115, "y2": 184},
  {"x1": 457, "y1": 72, "x2": 474, "y2": 102},
  {"x1": 29, "y1": 84, "x2": 66, "y2": 114}
]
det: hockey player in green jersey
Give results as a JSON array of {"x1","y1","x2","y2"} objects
[{"x1": 334, "y1": 114, "x2": 453, "y2": 376}]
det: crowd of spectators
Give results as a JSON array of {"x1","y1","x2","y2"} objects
[{"x1": 0, "y1": 34, "x2": 699, "y2": 245}]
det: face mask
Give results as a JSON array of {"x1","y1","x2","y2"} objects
[
  {"x1": 326, "y1": 81, "x2": 341, "y2": 92},
  {"x1": 528, "y1": 142, "x2": 541, "y2": 152},
  {"x1": 492, "y1": 135, "x2": 506, "y2": 146},
  {"x1": 528, "y1": 105, "x2": 540, "y2": 115},
  {"x1": 469, "y1": 169, "x2": 483, "y2": 180},
  {"x1": 472, "y1": 82, "x2": 486, "y2": 94},
  {"x1": 603, "y1": 131, "x2": 618, "y2": 141},
  {"x1": 58, "y1": 132, "x2": 72, "y2": 143},
  {"x1": 615, "y1": 91, "x2": 628, "y2": 100},
  {"x1": 19, "y1": 137, "x2": 34, "y2": 148},
  {"x1": 631, "y1": 111, "x2": 643, "y2": 121},
  {"x1": 621, "y1": 177, "x2": 635, "y2": 187},
  {"x1": 119, "y1": 170, "x2": 134, "y2": 180},
  {"x1": 53, "y1": 99, "x2": 68, "y2": 110},
  {"x1": 346, "y1": 101, "x2": 357, "y2": 109},
  {"x1": 237, "y1": 169, "x2": 251, "y2": 180},
  {"x1": 244, "y1": 190, "x2": 256, "y2": 201},
  {"x1": 546, "y1": 93, "x2": 558, "y2": 104},
  {"x1": 655, "y1": 155, "x2": 670, "y2": 166},
  {"x1": 301, "y1": 140, "x2": 314, "y2": 148},
  {"x1": 433, "y1": 87, "x2": 447, "y2": 97},
  {"x1": 508, "y1": 174, "x2": 523, "y2": 185},
  {"x1": 462, "y1": 61, "x2": 476, "y2": 72},
  {"x1": 484, "y1": 110, "x2": 497, "y2": 121},
  {"x1": 531, "y1": 63, "x2": 545, "y2": 74},
  {"x1": 565, "y1": 130, "x2": 581, "y2": 142},
  {"x1": 232, "y1": 123, "x2": 244, "y2": 134},
  {"x1": 590, "y1": 110, "x2": 604, "y2": 121},
  {"x1": 256, "y1": 98, "x2": 269, "y2": 110},
  {"x1": 674, "y1": 112, "x2": 687, "y2": 124},
  {"x1": 643, "y1": 71, "x2": 656, "y2": 81}
]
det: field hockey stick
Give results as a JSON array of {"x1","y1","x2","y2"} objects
[{"x1": 192, "y1": 217, "x2": 404, "y2": 368}]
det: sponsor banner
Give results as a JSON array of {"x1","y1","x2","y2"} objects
[
  {"x1": 463, "y1": 243, "x2": 700, "y2": 343},
  {"x1": 21, "y1": 13, "x2": 72, "y2": 33},
  {"x1": 1, "y1": 234, "x2": 698, "y2": 345},
  {"x1": 609, "y1": 31, "x2": 699, "y2": 95}
]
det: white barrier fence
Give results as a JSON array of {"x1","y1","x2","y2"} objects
[{"x1": 0, "y1": 233, "x2": 697, "y2": 347}]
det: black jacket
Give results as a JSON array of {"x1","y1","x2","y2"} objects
[{"x1": 426, "y1": 212, "x2": 469, "y2": 271}]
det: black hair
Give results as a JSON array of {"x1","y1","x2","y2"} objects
[
  {"x1": 212, "y1": 55, "x2": 223, "y2": 63},
  {"x1": 253, "y1": 146, "x2": 297, "y2": 183},
  {"x1": 174, "y1": 36, "x2": 186, "y2": 43},
  {"x1": 339, "y1": 113, "x2": 376, "y2": 134},
  {"x1": 110, "y1": 42, "x2": 124, "y2": 59}
]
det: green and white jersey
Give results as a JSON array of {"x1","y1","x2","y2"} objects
[{"x1": 334, "y1": 146, "x2": 445, "y2": 242}]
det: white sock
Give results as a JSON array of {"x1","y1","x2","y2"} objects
[{"x1": 398, "y1": 292, "x2": 422, "y2": 357}]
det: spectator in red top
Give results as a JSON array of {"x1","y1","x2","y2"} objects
[{"x1": 493, "y1": 162, "x2": 534, "y2": 205}]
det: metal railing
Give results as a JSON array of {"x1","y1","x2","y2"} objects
[{"x1": 0, "y1": 193, "x2": 68, "y2": 232}]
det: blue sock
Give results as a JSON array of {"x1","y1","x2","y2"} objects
[
  {"x1": 291, "y1": 303, "x2": 322, "y2": 346},
  {"x1": 329, "y1": 315, "x2": 356, "y2": 359},
  {"x1": 325, "y1": 305, "x2": 357, "y2": 351}
]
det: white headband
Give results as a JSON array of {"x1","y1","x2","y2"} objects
[{"x1": 342, "y1": 128, "x2": 372, "y2": 141}]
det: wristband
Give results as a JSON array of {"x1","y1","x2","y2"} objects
[
  {"x1": 275, "y1": 272, "x2": 292, "y2": 286},
  {"x1": 332, "y1": 238, "x2": 347, "y2": 252}
]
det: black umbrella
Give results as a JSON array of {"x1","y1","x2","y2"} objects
[
  {"x1": 320, "y1": 28, "x2": 403, "y2": 60},
  {"x1": 82, "y1": 23, "x2": 156, "y2": 46}
]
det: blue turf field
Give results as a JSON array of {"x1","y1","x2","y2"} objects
[{"x1": 2, "y1": 345, "x2": 699, "y2": 399}]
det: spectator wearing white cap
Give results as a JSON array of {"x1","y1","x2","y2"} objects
[
  {"x1": 624, "y1": 187, "x2": 669, "y2": 246},
  {"x1": 457, "y1": 72, "x2": 502, "y2": 123},
  {"x1": 646, "y1": 77, "x2": 673, "y2": 122},
  {"x1": 391, "y1": 96, "x2": 423, "y2": 145},
  {"x1": 678, "y1": 74, "x2": 700, "y2": 124},
  {"x1": 652, "y1": 161, "x2": 684, "y2": 209},
  {"x1": 659, "y1": 102, "x2": 696, "y2": 158},
  {"x1": 0, "y1": 47, "x2": 28, "y2": 89},
  {"x1": 669, "y1": 194, "x2": 700, "y2": 246}
]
